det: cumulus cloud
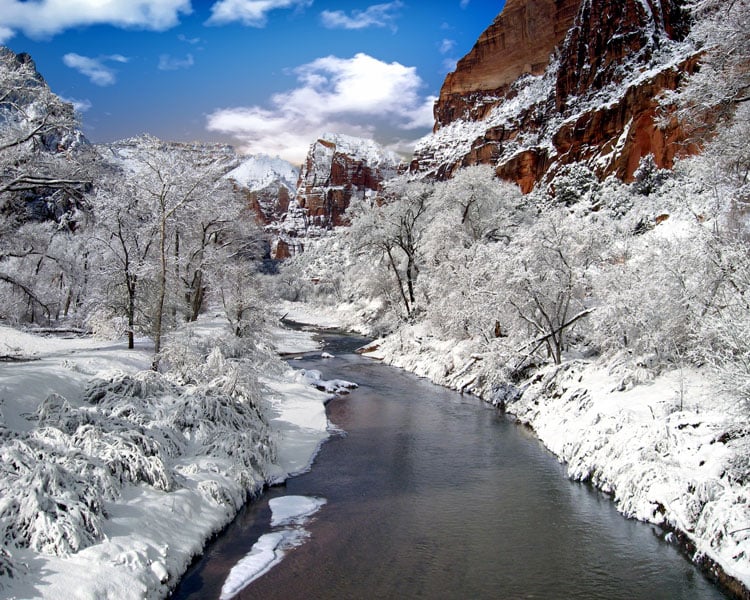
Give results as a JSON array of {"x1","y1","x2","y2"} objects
[
  {"x1": 320, "y1": 2, "x2": 403, "y2": 31},
  {"x1": 206, "y1": 52, "x2": 435, "y2": 163},
  {"x1": 158, "y1": 53, "x2": 195, "y2": 70},
  {"x1": 0, "y1": 0, "x2": 190, "y2": 39},
  {"x1": 63, "y1": 53, "x2": 129, "y2": 86},
  {"x1": 206, "y1": 0, "x2": 312, "y2": 27}
]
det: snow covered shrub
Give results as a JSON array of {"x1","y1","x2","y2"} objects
[
  {"x1": 632, "y1": 154, "x2": 670, "y2": 196},
  {"x1": 156, "y1": 326, "x2": 208, "y2": 385},
  {"x1": 0, "y1": 546, "x2": 13, "y2": 580},
  {"x1": 71, "y1": 425, "x2": 175, "y2": 492},
  {"x1": 0, "y1": 437, "x2": 106, "y2": 556},
  {"x1": 549, "y1": 164, "x2": 601, "y2": 207},
  {"x1": 198, "y1": 479, "x2": 243, "y2": 509},
  {"x1": 84, "y1": 309, "x2": 128, "y2": 340},
  {"x1": 84, "y1": 370, "x2": 180, "y2": 410},
  {"x1": 33, "y1": 393, "x2": 93, "y2": 433},
  {"x1": 170, "y1": 386, "x2": 265, "y2": 440}
]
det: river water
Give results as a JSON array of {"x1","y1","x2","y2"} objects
[{"x1": 172, "y1": 331, "x2": 728, "y2": 600}]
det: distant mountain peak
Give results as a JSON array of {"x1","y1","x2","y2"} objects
[
  {"x1": 269, "y1": 133, "x2": 402, "y2": 259},
  {"x1": 226, "y1": 154, "x2": 299, "y2": 194}
]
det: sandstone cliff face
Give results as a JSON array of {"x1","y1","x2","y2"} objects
[
  {"x1": 270, "y1": 133, "x2": 401, "y2": 258},
  {"x1": 435, "y1": 0, "x2": 579, "y2": 128},
  {"x1": 295, "y1": 134, "x2": 400, "y2": 229},
  {"x1": 415, "y1": 0, "x2": 697, "y2": 192}
]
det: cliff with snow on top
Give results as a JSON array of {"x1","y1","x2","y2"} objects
[{"x1": 413, "y1": 0, "x2": 699, "y2": 192}]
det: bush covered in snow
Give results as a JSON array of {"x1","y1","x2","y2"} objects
[{"x1": 0, "y1": 340, "x2": 275, "y2": 573}]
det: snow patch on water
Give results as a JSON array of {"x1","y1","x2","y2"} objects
[{"x1": 219, "y1": 496, "x2": 326, "y2": 599}]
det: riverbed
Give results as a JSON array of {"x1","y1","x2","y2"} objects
[{"x1": 172, "y1": 331, "x2": 728, "y2": 599}]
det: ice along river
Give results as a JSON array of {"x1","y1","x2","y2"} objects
[{"x1": 173, "y1": 331, "x2": 729, "y2": 600}]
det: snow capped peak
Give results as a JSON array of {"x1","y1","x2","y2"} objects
[
  {"x1": 225, "y1": 154, "x2": 300, "y2": 193},
  {"x1": 317, "y1": 132, "x2": 401, "y2": 168}
]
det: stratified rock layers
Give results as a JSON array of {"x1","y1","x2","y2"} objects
[
  {"x1": 435, "y1": 0, "x2": 579, "y2": 127},
  {"x1": 415, "y1": 0, "x2": 697, "y2": 191},
  {"x1": 271, "y1": 134, "x2": 401, "y2": 258}
]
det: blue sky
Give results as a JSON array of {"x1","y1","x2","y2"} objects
[{"x1": 1, "y1": 0, "x2": 504, "y2": 163}]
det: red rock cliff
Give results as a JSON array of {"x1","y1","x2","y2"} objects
[
  {"x1": 270, "y1": 133, "x2": 402, "y2": 258},
  {"x1": 436, "y1": 0, "x2": 579, "y2": 128},
  {"x1": 416, "y1": 0, "x2": 698, "y2": 192}
]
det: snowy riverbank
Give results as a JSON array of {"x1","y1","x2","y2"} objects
[
  {"x1": 0, "y1": 318, "x2": 340, "y2": 599},
  {"x1": 282, "y1": 301, "x2": 750, "y2": 598}
]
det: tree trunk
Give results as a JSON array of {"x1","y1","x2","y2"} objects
[
  {"x1": 126, "y1": 276, "x2": 136, "y2": 350},
  {"x1": 189, "y1": 269, "x2": 204, "y2": 322},
  {"x1": 152, "y1": 214, "x2": 168, "y2": 370},
  {"x1": 385, "y1": 246, "x2": 411, "y2": 316}
]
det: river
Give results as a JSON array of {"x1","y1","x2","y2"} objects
[{"x1": 172, "y1": 330, "x2": 728, "y2": 599}]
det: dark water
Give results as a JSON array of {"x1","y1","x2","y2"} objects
[{"x1": 173, "y1": 332, "x2": 728, "y2": 600}]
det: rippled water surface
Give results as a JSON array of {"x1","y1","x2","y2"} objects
[{"x1": 173, "y1": 331, "x2": 728, "y2": 600}]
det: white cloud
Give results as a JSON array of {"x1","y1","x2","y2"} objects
[
  {"x1": 440, "y1": 39, "x2": 456, "y2": 54},
  {"x1": 63, "y1": 53, "x2": 129, "y2": 86},
  {"x1": 205, "y1": 0, "x2": 312, "y2": 27},
  {"x1": 0, "y1": 0, "x2": 191, "y2": 39},
  {"x1": 442, "y1": 57, "x2": 458, "y2": 73},
  {"x1": 178, "y1": 33, "x2": 202, "y2": 44},
  {"x1": 206, "y1": 52, "x2": 435, "y2": 164},
  {"x1": 0, "y1": 25, "x2": 15, "y2": 43},
  {"x1": 61, "y1": 96, "x2": 92, "y2": 113},
  {"x1": 460, "y1": 0, "x2": 470, "y2": 8},
  {"x1": 158, "y1": 53, "x2": 194, "y2": 70},
  {"x1": 320, "y1": 2, "x2": 403, "y2": 31}
]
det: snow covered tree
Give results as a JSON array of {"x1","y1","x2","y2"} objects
[
  {"x1": 348, "y1": 177, "x2": 434, "y2": 318},
  {"x1": 0, "y1": 48, "x2": 93, "y2": 321},
  {"x1": 124, "y1": 142, "x2": 237, "y2": 366},
  {"x1": 549, "y1": 163, "x2": 601, "y2": 207},
  {"x1": 430, "y1": 165, "x2": 524, "y2": 245},
  {"x1": 88, "y1": 172, "x2": 158, "y2": 348},
  {"x1": 669, "y1": 0, "x2": 750, "y2": 128},
  {"x1": 506, "y1": 210, "x2": 603, "y2": 365},
  {"x1": 88, "y1": 137, "x2": 252, "y2": 362}
]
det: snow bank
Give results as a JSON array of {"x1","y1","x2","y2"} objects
[
  {"x1": 509, "y1": 361, "x2": 750, "y2": 592},
  {"x1": 0, "y1": 320, "x2": 344, "y2": 599}
]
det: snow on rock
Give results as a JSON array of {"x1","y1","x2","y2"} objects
[
  {"x1": 314, "y1": 132, "x2": 400, "y2": 169},
  {"x1": 270, "y1": 133, "x2": 402, "y2": 258},
  {"x1": 225, "y1": 154, "x2": 299, "y2": 194},
  {"x1": 413, "y1": 0, "x2": 699, "y2": 190},
  {"x1": 294, "y1": 368, "x2": 358, "y2": 395}
]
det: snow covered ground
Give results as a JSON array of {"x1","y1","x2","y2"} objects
[
  {"x1": 0, "y1": 318, "x2": 343, "y2": 599},
  {"x1": 284, "y1": 301, "x2": 750, "y2": 597}
]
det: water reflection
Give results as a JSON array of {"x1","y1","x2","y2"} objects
[{"x1": 173, "y1": 332, "x2": 728, "y2": 600}]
